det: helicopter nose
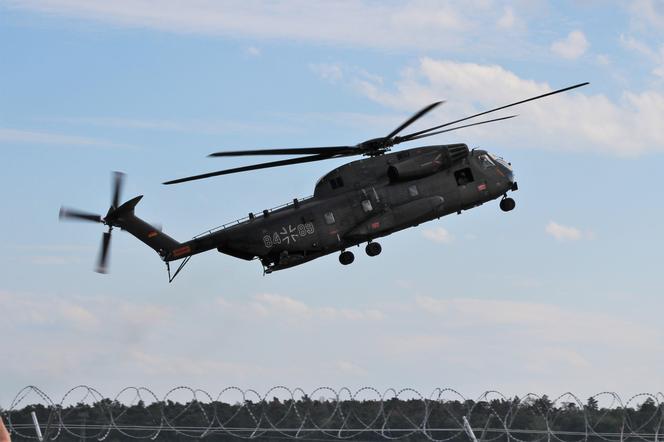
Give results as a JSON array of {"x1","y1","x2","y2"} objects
[
  {"x1": 488, "y1": 153, "x2": 517, "y2": 191},
  {"x1": 497, "y1": 161, "x2": 517, "y2": 191},
  {"x1": 504, "y1": 167, "x2": 517, "y2": 191}
]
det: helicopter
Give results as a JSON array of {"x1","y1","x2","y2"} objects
[{"x1": 59, "y1": 82, "x2": 588, "y2": 281}]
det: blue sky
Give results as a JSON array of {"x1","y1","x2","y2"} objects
[{"x1": 1, "y1": 0, "x2": 664, "y2": 406}]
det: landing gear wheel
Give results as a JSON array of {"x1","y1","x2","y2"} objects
[
  {"x1": 500, "y1": 197, "x2": 516, "y2": 212},
  {"x1": 339, "y1": 250, "x2": 355, "y2": 265},
  {"x1": 365, "y1": 242, "x2": 382, "y2": 257}
]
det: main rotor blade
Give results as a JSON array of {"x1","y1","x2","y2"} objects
[
  {"x1": 111, "y1": 171, "x2": 125, "y2": 209},
  {"x1": 208, "y1": 146, "x2": 354, "y2": 157},
  {"x1": 95, "y1": 231, "x2": 111, "y2": 274},
  {"x1": 399, "y1": 82, "x2": 589, "y2": 142},
  {"x1": 59, "y1": 207, "x2": 103, "y2": 223},
  {"x1": 163, "y1": 152, "x2": 358, "y2": 185},
  {"x1": 385, "y1": 101, "x2": 443, "y2": 140},
  {"x1": 404, "y1": 115, "x2": 518, "y2": 142}
]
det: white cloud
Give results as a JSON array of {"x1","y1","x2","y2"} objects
[
  {"x1": 596, "y1": 54, "x2": 610, "y2": 66},
  {"x1": 545, "y1": 221, "x2": 582, "y2": 241},
  {"x1": 509, "y1": 276, "x2": 543, "y2": 289},
  {"x1": 422, "y1": 227, "x2": 453, "y2": 244},
  {"x1": 218, "y1": 293, "x2": 385, "y2": 322},
  {"x1": 0, "y1": 291, "x2": 170, "y2": 333},
  {"x1": 129, "y1": 349, "x2": 264, "y2": 377},
  {"x1": 496, "y1": 6, "x2": 516, "y2": 29},
  {"x1": 620, "y1": 34, "x2": 664, "y2": 79},
  {"x1": 47, "y1": 116, "x2": 296, "y2": 135},
  {"x1": 416, "y1": 295, "x2": 558, "y2": 326},
  {"x1": 253, "y1": 292, "x2": 310, "y2": 316},
  {"x1": 629, "y1": 0, "x2": 664, "y2": 30},
  {"x1": 13, "y1": 244, "x2": 93, "y2": 252},
  {"x1": 374, "y1": 295, "x2": 663, "y2": 391},
  {"x1": 336, "y1": 360, "x2": 367, "y2": 377},
  {"x1": 3, "y1": 0, "x2": 532, "y2": 53},
  {"x1": 343, "y1": 58, "x2": 664, "y2": 155},
  {"x1": 654, "y1": 65, "x2": 664, "y2": 78},
  {"x1": 60, "y1": 304, "x2": 99, "y2": 330},
  {"x1": 413, "y1": 295, "x2": 654, "y2": 347},
  {"x1": 621, "y1": 34, "x2": 656, "y2": 58},
  {"x1": 119, "y1": 303, "x2": 170, "y2": 326},
  {"x1": 309, "y1": 63, "x2": 344, "y2": 83},
  {"x1": 244, "y1": 45, "x2": 261, "y2": 57},
  {"x1": 28, "y1": 255, "x2": 79, "y2": 265},
  {"x1": 384, "y1": 334, "x2": 453, "y2": 355},
  {"x1": 277, "y1": 110, "x2": 402, "y2": 133},
  {"x1": 550, "y1": 30, "x2": 589, "y2": 60},
  {"x1": 545, "y1": 221, "x2": 591, "y2": 241},
  {"x1": 1, "y1": 290, "x2": 662, "y2": 400},
  {"x1": 0, "y1": 127, "x2": 131, "y2": 148}
]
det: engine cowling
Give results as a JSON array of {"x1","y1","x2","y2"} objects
[{"x1": 387, "y1": 144, "x2": 468, "y2": 182}]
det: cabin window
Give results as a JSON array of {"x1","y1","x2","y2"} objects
[
  {"x1": 324, "y1": 211, "x2": 336, "y2": 225},
  {"x1": 329, "y1": 176, "x2": 344, "y2": 190},
  {"x1": 408, "y1": 184, "x2": 419, "y2": 197},
  {"x1": 361, "y1": 199, "x2": 373, "y2": 212},
  {"x1": 455, "y1": 167, "x2": 475, "y2": 186},
  {"x1": 397, "y1": 151, "x2": 411, "y2": 160}
]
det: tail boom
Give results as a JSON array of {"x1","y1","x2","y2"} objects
[
  {"x1": 108, "y1": 196, "x2": 180, "y2": 258},
  {"x1": 108, "y1": 195, "x2": 226, "y2": 264}
]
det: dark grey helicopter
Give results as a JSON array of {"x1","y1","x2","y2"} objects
[{"x1": 59, "y1": 82, "x2": 587, "y2": 280}]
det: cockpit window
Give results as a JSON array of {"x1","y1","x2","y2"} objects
[
  {"x1": 477, "y1": 154, "x2": 495, "y2": 169},
  {"x1": 492, "y1": 154, "x2": 512, "y2": 170}
]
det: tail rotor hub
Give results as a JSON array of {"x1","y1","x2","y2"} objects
[{"x1": 59, "y1": 171, "x2": 125, "y2": 274}]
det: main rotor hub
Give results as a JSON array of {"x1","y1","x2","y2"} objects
[{"x1": 356, "y1": 137, "x2": 393, "y2": 155}]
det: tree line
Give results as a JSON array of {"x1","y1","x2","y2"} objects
[{"x1": 2, "y1": 395, "x2": 662, "y2": 441}]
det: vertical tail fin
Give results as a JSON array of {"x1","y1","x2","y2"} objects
[
  {"x1": 109, "y1": 196, "x2": 180, "y2": 258},
  {"x1": 59, "y1": 172, "x2": 183, "y2": 274}
]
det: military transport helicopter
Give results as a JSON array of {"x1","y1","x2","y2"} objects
[{"x1": 59, "y1": 82, "x2": 588, "y2": 280}]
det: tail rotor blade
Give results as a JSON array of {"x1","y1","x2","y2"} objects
[
  {"x1": 95, "y1": 231, "x2": 111, "y2": 274},
  {"x1": 111, "y1": 171, "x2": 125, "y2": 209},
  {"x1": 59, "y1": 171, "x2": 128, "y2": 274},
  {"x1": 59, "y1": 207, "x2": 103, "y2": 223}
]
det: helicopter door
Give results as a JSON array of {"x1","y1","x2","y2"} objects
[
  {"x1": 297, "y1": 210, "x2": 321, "y2": 251},
  {"x1": 454, "y1": 167, "x2": 476, "y2": 208},
  {"x1": 359, "y1": 186, "x2": 382, "y2": 216}
]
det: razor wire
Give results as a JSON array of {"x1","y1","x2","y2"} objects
[{"x1": 3, "y1": 386, "x2": 663, "y2": 441}]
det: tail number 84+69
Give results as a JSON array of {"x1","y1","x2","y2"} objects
[{"x1": 263, "y1": 222, "x2": 315, "y2": 248}]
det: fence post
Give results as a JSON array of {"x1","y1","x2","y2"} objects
[
  {"x1": 463, "y1": 416, "x2": 479, "y2": 442},
  {"x1": 30, "y1": 411, "x2": 43, "y2": 442}
]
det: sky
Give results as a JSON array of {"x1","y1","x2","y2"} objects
[{"x1": 1, "y1": 0, "x2": 664, "y2": 408}]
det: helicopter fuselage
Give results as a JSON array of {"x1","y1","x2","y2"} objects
[
  {"x1": 61, "y1": 83, "x2": 590, "y2": 278},
  {"x1": 168, "y1": 143, "x2": 517, "y2": 273}
]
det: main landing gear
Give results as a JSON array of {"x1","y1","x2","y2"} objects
[
  {"x1": 365, "y1": 242, "x2": 382, "y2": 257},
  {"x1": 339, "y1": 250, "x2": 355, "y2": 265},
  {"x1": 339, "y1": 241, "x2": 382, "y2": 265},
  {"x1": 500, "y1": 196, "x2": 516, "y2": 212}
]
